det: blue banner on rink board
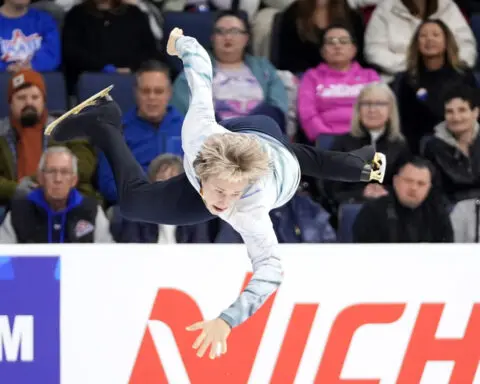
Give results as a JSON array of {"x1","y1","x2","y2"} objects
[{"x1": 0, "y1": 257, "x2": 60, "y2": 384}]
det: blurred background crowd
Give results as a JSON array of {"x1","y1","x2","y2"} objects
[{"x1": 0, "y1": 0, "x2": 479, "y2": 244}]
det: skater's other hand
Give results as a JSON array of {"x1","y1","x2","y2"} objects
[
  {"x1": 186, "y1": 317, "x2": 231, "y2": 359},
  {"x1": 167, "y1": 27, "x2": 184, "y2": 57},
  {"x1": 363, "y1": 183, "x2": 388, "y2": 198},
  {"x1": 116, "y1": 67, "x2": 131, "y2": 74}
]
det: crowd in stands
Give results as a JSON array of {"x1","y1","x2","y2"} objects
[{"x1": 0, "y1": 0, "x2": 480, "y2": 244}]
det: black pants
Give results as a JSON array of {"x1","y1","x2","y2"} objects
[{"x1": 53, "y1": 103, "x2": 374, "y2": 225}]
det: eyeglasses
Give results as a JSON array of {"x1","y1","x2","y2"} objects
[
  {"x1": 214, "y1": 27, "x2": 247, "y2": 36},
  {"x1": 42, "y1": 168, "x2": 74, "y2": 177},
  {"x1": 324, "y1": 37, "x2": 353, "y2": 46},
  {"x1": 359, "y1": 101, "x2": 390, "y2": 108}
]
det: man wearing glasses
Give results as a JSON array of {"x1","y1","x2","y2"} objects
[{"x1": 0, "y1": 147, "x2": 113, "y2": 243}]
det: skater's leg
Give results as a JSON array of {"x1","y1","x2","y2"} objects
[
  {"x1": 50, "y1": 99, "x2": 213, "y2": 225},
  {"x1": 289, "y1": 143, "x2": 378, "y2": 182},
  {"x1": 218, "y1": 113, "x2": 380, "y2": 183}
]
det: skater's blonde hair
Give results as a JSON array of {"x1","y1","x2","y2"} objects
[{"x1": 194, "y1": 133, "x2": 271, "y2": 183}]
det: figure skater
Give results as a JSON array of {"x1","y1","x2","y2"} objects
[{"x1": 46, "y1": 28, "x2": 386, "y2": 360}]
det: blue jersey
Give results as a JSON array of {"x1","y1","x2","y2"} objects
[
  {"x1": 176, "y1": 35, "x2": 301, "y2": 328},
  {"x1": 0, "y1": 9, "x2": 61, "y2": 71}
]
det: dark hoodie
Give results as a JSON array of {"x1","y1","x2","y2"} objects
[
  {"x1": 423, "y1": 121, "x2": 480, "y2": 203},
  {"x1": 352, "y1": 192, "x2": 453, "y2": 243},
  {"x1": 393, "y1": 66, "x2": 478, "y2": 154},
  {"x1": 8, "y1": 188, "x2": 101, "y2": 243}
]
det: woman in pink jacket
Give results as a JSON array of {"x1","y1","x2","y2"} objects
[{"x1": 298, "y1": 24, "x2": 380, "y2": 143}]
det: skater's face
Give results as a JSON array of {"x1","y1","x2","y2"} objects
[
  {"x1": 135, "y1": 71, "x2": 171, "y2": 123},
  {"x1": 38, "y1": 152, "x2": 78, "y2": 203},
  {"x1": 321, "y1": 28, "x2": 356, "y2": 68},
  {"x1": 201, "y1": 176, "x2": 248, "y2": 215},
  {"x1": 444, "y1": 98, "x2": 478, "y2": 136},
  {"x1": 393, "y1": 164, "x2": 431, "y2": 209},
  {"x1": 418, "y1": 22, "x2": 446, "y2": 58},
  {"x1": 212, "y1": 16, "x2": 249, "y2": 63},
  {"x1": 10, "y1": 85, "x2": 44, "y2": 126},
  {"x1": 358, "y1": 88, "x2": 391, "y2": 130}
]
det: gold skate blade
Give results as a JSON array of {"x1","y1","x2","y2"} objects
[
  {"x1": 369, "y1": 152, "x2": 387, "y2": 183},
  {"x1": 45, "y1": 85, "x2": 114, "y2": 136}
]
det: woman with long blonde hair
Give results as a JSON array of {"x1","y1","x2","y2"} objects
[
  {"x1": 48, "y1": 28, "x2": 386, "y2": 361},
  {"x1": 327, "y1": 83, "x2": 410, "y2": 204}
]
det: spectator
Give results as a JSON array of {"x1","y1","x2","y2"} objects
[
  {"x1": 62, "y1": 0, "x2": 158, "y2": 91},
  {"x1": 393, "y1": 19, "x2": 478, "y2": 154},
  {"x1": 56, "y1": 0, "x2": 185, "y2": 13},
  {"x1": 364, "y1": 0, "x2": 476, "y2": 82},
  {"x1": 353, "y1": 156, "x2": 453, "y2": 242},
  {"x1": 55, "y1": 0, "x2": 185, "y2": 46},
  {"x1": 297, "y1": 25, "x2": 379, "y2": 142},
  {"x1": 0, "y1": 0, "x2": 61, "y2": 72},
  {"x1": 276, "y1": 0, "x2": 366, "y2": 74},
  {"x1": 96, "y1": 60, "x2": 183, "y2": 205},
  {"x1": 209, "y1": 0, "x2": 261, "y2": 20},
  {"x1": 171, "y1": 10, "x2": 289, "y2": 132},
  {"x1": 449, "y1": 198, "x2": 480, "y2": 242},
  {"x1": 110, "y1": 154, "x2": 223, "y2": 243},
  {"x1": 327, "y1": 83, "x2": 410, "y2": 204},
  {"x1": 0, "y1": 146, "x2": 113, "y2": 243},
  {"x1": 0, "y1": 70, "x2": 101, "y2": 206},
  {"x1": 423, "y1": 85, "x2": 480, "y2": 203}
]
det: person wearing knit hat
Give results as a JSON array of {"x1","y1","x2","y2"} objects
[
  {"x1": 7, "y1": 69, "x2": 47, "y2": 103},
  {"x1": 7, "y1": 69, "x2": 49, "y2": 185},
  {"x1": 0, "y1": 69, "x2": 103, "y2": 207}
]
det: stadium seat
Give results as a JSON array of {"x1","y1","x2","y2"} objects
[
  {"x1": 0, "y1": 71, "x2": 68, "y2": 118},
  {"x1": 419, "y1": 134, "x2": 433, "y2": 155},
  {"x1": 337, "y1": 203, "x2": 363, "y2": 242},
  {"x1": 76, "y1": 73, "x2": 135, "y2": 113},
  {"x1": 315, "y1": 134, "x2": 337, "y2": 150}
]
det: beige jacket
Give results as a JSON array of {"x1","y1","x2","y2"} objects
[{"x1": 364, "y1": 0, "x2": 476, "y2": 80}]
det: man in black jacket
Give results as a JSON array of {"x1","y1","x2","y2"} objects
[
  {"x1": 353, "y1": 156, "x2": 453, "y2": 243},
  {"x1": 0, "y1": 146, "x2": 113, "y2": 243}
]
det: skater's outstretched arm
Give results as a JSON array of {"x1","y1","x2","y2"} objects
[
  {"x1": 168, "y1": 28, "x2": 226, "y2": 160},
  {"x1": 217, "y1": 208, "x2": 283, "y2": 328}
]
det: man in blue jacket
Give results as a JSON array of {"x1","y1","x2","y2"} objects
[
  {"x1": 0, "y1": 146, "x2": 113, "y2": 243},
  {"x1": 96, "y1": 60, "x2": 184, "y2": 205},
  {"x1": 0, "y1": 0, "x2": 60, "y2": 72}
]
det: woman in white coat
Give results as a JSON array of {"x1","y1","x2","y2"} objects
[{"x1": 364, "y1": 0, "x2": 476, "y2": 82}]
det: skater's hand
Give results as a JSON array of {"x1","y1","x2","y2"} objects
[
  {"x1": 116, "y1": 67, "x2": 131, "y2": 74},
  {"x1": 167, "y1": 27, "x2": 184, "y2": 57},
  {"x1": 363, "y1": 183, "x2": 388, "y2": 198},
  {"x1": 186, "y1": 317, "x2": 231, "y2": 359}
]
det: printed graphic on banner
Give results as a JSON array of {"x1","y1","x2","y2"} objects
[
  {"x1": 130, "y1": 273, "x2": 480, "y2": 384},
  {"x1": 0, "y1": 256, "x2": 60, "y2": 384}
]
